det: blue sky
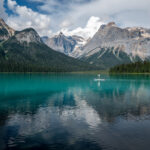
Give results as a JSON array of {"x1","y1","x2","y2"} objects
[{"x1": 0, "y1": 0, "x2": 150, "y2": 38}]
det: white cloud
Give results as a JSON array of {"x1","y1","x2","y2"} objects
[
  {"x1": 25, "y1": 0, "x2": 150, "y2": 37},
  {"x1": 7, "y1": 0, "x2": 17, "y2": 9},
  {"x1": 6, "y1": 0, "x2": 52, "y2": 37},
  {"x1": 61, "y1": 16, "x2": 104, "y2": 39},
  {"x1": 60, "y1": 20, "x2": 72, "y2": 28},
  {"x1": 34, "y1": 0, "x2": 150, "y2": 29},
  {"x1": 3, "y1": 0, "x2": 150, "y2": 38},
  {"x1": 0, "y1": 0, "x2": 8, "y2": 19},
  {"x1": 67, "y1": 0, "x2": 150, "y2": 28}
]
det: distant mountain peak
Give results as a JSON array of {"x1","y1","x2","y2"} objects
[
  {"x1": 0, "y1": 18, "x2": 15, "y2": 41},
  {"x1": 107, "y1": 22, "x2": 117, "y2": 27},
  {"x1": 43, "y1": 32, "x2": 87, "y2": 57},
  {"x1": 21, "y1": 28, "x2": 37, "y2": 32},
  {"x1": 59, "y1": 32, "x2": 64, "y2": 35},
  {"x1": 0, "y1": 18, "x2": 5, "y2": 23},
  {"x1": 80, "y1": 22, "x2": 150, "y2": 69},
  {"x1": 15, "y1": 27, "x2": 43, "y2": 44},
  {"x1": 57, "y1": 32, "x2": 65, "y2": 38},
  {"x1": 100, "y1": 22, "x2": 117, "y2": 30}
]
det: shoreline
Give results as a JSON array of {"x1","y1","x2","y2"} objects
[
  {"x1": 1, "y1": 71, "x2": 150, "y2": 75},
  {"x1": 0, "y1": 70, "x2": 108, "y2": 74}
]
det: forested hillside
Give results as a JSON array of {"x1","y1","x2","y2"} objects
[{"x1": 109, "y1": 61, "x2": 150, "y2": 73}]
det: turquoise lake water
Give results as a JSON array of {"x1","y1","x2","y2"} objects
[{"x1": 0, "y1": 73, "x2": 150, "y2": 150}]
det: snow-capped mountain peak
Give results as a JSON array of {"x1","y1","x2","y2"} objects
[{"x1": 43, "y1": 33, "x2": 87, "y2": 57}]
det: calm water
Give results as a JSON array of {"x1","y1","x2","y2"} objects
[{"x1": 0, "y1": 74, "x2": 150, "y2": 150}]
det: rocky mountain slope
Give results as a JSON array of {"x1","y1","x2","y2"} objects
[
  {"x1": 0, "y1": 20, "x2": 96, "y2": 72},
  {"x1": 1, "y1": 18, "x2": 150, "y2": 71},
  {"x1": 0, "y1": 19, "x2": 15, "y2": 42},
  {"x1": 79, "y1": 22, "x2": 150, "y2": 69},
  {"x1": 43, "y1": 32, "x2": 86, "y2": 57}
]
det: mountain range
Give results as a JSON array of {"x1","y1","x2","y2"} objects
[
  {"x1": 80, "y1": 22, "x2": 150, "y2": 69},
  {"x1": 44, "y1": 22, "x2": 150, "y2": 69},
  {"x1": 0, "y1": 19, "x2": 96, "y2": 72},
  {"x1": 0, "y1": 18, "x2": 15, "y2": 42},
  {"x1": 0, "y1": 18, "x2": 150, "y2": 71},
  {"x1": 43, "y1": 32, "x2": 87, "y2": 58}
]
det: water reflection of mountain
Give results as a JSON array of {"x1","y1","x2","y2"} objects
[
  {"x1": 86, "y1": 76, "x2": 150, "y2": 122},
  {"x1": 1, "y1": 74, "x2": 150, "y2": 125}
]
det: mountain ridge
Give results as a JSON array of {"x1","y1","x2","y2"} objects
[
  {"x1": 43, "y1": 32, "x2": 87, "y2": 57},
  {"x1": 81, "y1": 22, "x2": 150, "y2": 58},
  {"x1": 0, "y1": 19, "x2": 97, "y2": 72},
  {"x1": 0, "y1": 18, "x2": 15, "y2": 42},
  {"x1": 1, "y1": 18, "x2": 150, "y2": 71},
  {"x1": 79, "y1": 22, "x2": 150, "y2": 69}
]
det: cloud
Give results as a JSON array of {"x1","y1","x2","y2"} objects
[
  {"x1": 25, "y1": 0, "x2": 150, "y2": 37},
  {"x1": 61, "y1": 16, "x2": 104, "y2": 39},
  {"x1": 3, "y1": 0, "x2": 150, "y2": 38},
  {"x1": 63, "y1": 0, "x2": 150, "y2": 28},
  {"x1": 0, "y1": 0, "x2": 8, "y2": 19},
  {"x1": 7, "y1": 0, "x2": 17, "y2": 9},
  {"x1": 6, "y1": 0, "x2": 52, "y2": 37}
]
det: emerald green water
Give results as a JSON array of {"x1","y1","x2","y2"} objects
[{"x1": 0, "y1": 74, "x2": 150, "y2": 150}]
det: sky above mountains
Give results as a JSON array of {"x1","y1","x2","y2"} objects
[{"x1": 0, "y1": 0, "x2": 150, "y2": 38}]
